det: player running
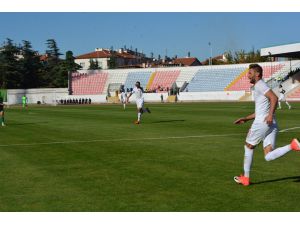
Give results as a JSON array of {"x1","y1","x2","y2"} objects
[
  {"x1": 278, "y1": 84, "x2": 291, "y2": 109},
  {"x1": 0, "y1": 96, "x2": 6, "y2": 127},
  {"x1": 126, "y1": 81, "x2": 151, "y2": 124},
  {"x1": 233, "y1": 64, "x2": 300, "y2": 186}
]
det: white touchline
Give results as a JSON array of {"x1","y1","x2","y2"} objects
[
  {"x1": 279, "y1": 127, "x2": 300, "y2": 133},
  {"x1": 0, "y1": 133, "x2": 242, "y2": 147}
]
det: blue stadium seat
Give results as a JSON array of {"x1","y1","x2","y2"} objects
[
  {"x1": 124, "y1": 71, "x2": 152, "y2": 90},
  {"x1": 187, "y1": 67, "x2": 245, "y2": 92}
]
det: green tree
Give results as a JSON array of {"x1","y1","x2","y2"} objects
[
  {"x1": 19, "y1": 40, "x2": 43, "y2": 88},
  {"x1": 234, "y1": 50, "x2": 247, "y2": 64},
  {"x1": 224, "y1": 51, "x2": 234, "y2": 64},
  {"x1": 108, "y1": 56, "x2": 117, "y2": 69},
  {"x1": 42, "y1": 39, "x2": 67, "y2": 87},
  {"x1": 45, "y1": 39, "x2": 62, "y2": 63},
  {"x1": 0, "y1": 38, "x2": 22, "y2": 88},
  {"x1": 65, "y1": 51, "x2": 81, "y2": 72},
  {"x1": 88, "y1": 59, "x2": 101, "y2": 70}
]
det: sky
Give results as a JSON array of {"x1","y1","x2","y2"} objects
[{"x1": 1, "y1": 12, "x2": 300, "y2": 61}]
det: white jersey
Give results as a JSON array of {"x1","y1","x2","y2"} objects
[
  {"x1": 253, "y1": 79, "x2": 272, "y2": 122},
  {"x1": 279, "y1": 93, "x2": 285, "y2": 101},
  {"x1": 246, "y1": 79, "x2": 278, "y2": 147},
  {"x1": 132, "y1": 87, "x2": 144, "y2": 101},
  {"x1": 278, "y1": 89, "x2": 286, "y2": 101},
  {"x1": 121, "y1": 92, "x2": 127, "y2": 102}
]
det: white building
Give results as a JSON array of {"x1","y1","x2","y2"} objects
[
  {"x1": 75, "y1": 48, "x2": 113, "y2": 70},
  {"x1": 75, "y1": 48, "x2": 147, "y2": 70}
]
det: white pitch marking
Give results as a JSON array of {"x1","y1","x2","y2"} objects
[
  {"x1": 279, "y1": 127, "x2": 300, "y2": 133},
  {"x1": 0, "y1": 133, "x2": 241, "y2": 147}
]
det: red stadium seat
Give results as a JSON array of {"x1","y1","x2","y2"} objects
[{"x1": 71, "y1": 72, "x2": 108, "y2": 95}]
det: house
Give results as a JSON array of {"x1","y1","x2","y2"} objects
[
  {"x1": 173, "y1": 57, "x2": 202, "y2": 66},
  {"x1": 151, "y1": 57, "x2": 201, "y2": 67},
  {"x1": 201, "y1": 54, "x2": 228, "y2": 65},
  {"x1": 75, "y1": 48, "x2": 151, "y2": 70}
]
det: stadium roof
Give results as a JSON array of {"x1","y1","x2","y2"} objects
[{"x1": 261, "y1": 42, "x2": 300, "y2": 58}]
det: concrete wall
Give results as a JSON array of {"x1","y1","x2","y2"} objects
[
  {"x1": 67, "y1": 94, "x2": 107, "y2": 103},
  {"x1": 7, "y1": 88, "x2": 247, "y2": 105},
  {"x1": 7, "y1": 88, "x2": 69, "y2": 105},
  {"x1": 177, "y1": 91, "x2": 245, "y2": 101},
  {"x1": 123, "y1": 93, "x2": 169, "y2": 103}
]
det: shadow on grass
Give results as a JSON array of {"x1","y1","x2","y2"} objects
[
  {"x1": 151, "y1": 119, "x2": 186, "y2": 123},
  {"x1": 7, "y1": 121, "x2": 49, "y2": 126},
  {"x1": 251, "y1": 176, "x2": 300, "y2": 185}
]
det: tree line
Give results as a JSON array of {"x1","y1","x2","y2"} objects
[
  {"x1": 202, "y1": 49, "x2": 269, "y2": 65},
  {"x1": 0, "y1": 38, "x2": 80, "y2": 89},
  {"x1": 0, "y1": 38, "x2": 271, "y2": 89}
]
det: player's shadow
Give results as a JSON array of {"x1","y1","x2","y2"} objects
[
  {"x1": 152, "y1": 119, "x2": 186, "y2": 123},
  {"x1": 251, "y1": 176, "x2": 300, "y2": 185}
]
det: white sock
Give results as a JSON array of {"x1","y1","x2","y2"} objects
[
  {"x1": 244, "y1": 145, "x2": 253, "y2": 178},
  {"x1": 286, "y1": 101, "x2": 291, "y2": 109},
  {"x1": 278, "y1": 102, "x2": 281, "y2": 108},
  {"x1": 138, "y1": 112, "x2": 141, "y2": 121},
  {"x1": 123, "y1": 104, "x2": 126, "y2": 109},
  {"x1": 265, "y1": 145, "x2": 291, "y2": 161}
]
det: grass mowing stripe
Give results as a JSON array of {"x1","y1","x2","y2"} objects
[{"x1": 0, "y1": 133, "x2": 242, "y2": 147}]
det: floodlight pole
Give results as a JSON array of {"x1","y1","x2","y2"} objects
[
  {"x1": 208, "y1": 42, "x2": 212, "y2": 66},
  {"x1": 268, "y1": 52, "x2": 273, "y2": 89}
]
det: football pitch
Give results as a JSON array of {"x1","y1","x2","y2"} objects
[{"x1": 0, "y1": 102, "x2": 299, "y2": 212}]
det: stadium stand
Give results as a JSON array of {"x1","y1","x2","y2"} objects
[
  {"x1": 187, "y1": 66, "x2": 245, "y2": 92},
  {"x1": 70, "y1": 60, "x2": 300, "y2": 95},
  {"x1": 175, "y1": 68, "x2": 199, "y2": 88},
  {"x1": 287, "y1": 86, "x2": 300, "y2": 99},
  {"x1": 124, "y1": 71, "x2": 152, "y2": 90},
  {"x1": 71, "y1": 72, "x2": 108, "y2": 95},
  {"x1": 226, "y1": 62, "x2": 285, "y2": 92},
  {"x1": 148, "y1": 70, "x2": 180, "y2": 91},
  {"x1": 103, "y1": 70, "x2": 129, "y2": 93},
  {"x1": 146, "y1": 72, "x2": 156, "y2": 91},
  {"x1": 262, "y1": 64, "x2": 284, "y2": 79}
]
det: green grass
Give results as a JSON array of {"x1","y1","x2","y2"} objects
[{"x1": 0, "y1": 102, "x2": 300, "y2": 211}]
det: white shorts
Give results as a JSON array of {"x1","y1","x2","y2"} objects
[
  {"x1": 246, "y1": 120, "x2": 278, "y2": 148},
  {"x1": 279, "y1": 94, "x2": 285, "y2": 101},
  {"x1": 136, "y1": 99, "x2": 144, "y2": 109}
]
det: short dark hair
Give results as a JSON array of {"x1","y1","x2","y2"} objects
[
  {"x1": 136, "y1": 81, "x2": 141, "y2": 86},
  {"x1": 249, "y1": 64, "x2": 263, "y2": 77}
]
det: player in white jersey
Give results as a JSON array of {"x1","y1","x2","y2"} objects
[
  {"x1": 126, "y1": 81, "x2": 151, "y2": 124},
  {"x1": 233, "y1": 64, "x2": 300, "y2": 186},
  {"x1": 120, "y1": 86, "x2": 127, "y2": 110},
  {"x1": 278, "y1": 84, "x2": 291, "y2": 109}
]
